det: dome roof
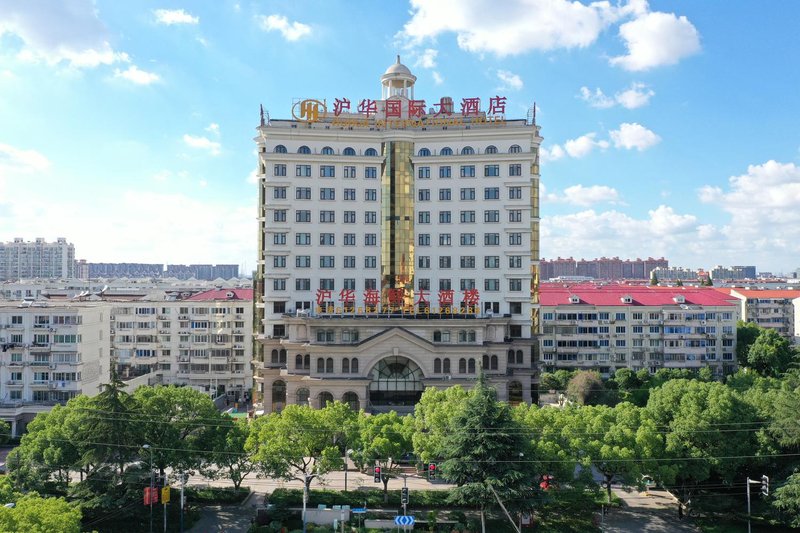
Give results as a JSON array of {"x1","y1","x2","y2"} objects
[{"x1": 384, "y1": 55, "x2": 413, "y2": 77}]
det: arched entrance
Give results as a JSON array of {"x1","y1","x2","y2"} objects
[
  {"x1": 342, "y1": 391, "x2": 360, "y2": 410},
  {"x1": 272, "y1": 380, "x2": 287, "y2": 412},
  {"x1": 508, "y1": 381, "x2": 523, "y2": 406},
  {"x1": 369, "y1": 355, "x2": 424, "y2": 407},
  {"x1": 319, "y1": 391, "x2": 334, "y2": 408}
]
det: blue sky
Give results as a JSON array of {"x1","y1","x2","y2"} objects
[{"x1": 1, "y1": 0, "x2": 799, "y2": 274}]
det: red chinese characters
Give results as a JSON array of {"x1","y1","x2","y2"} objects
[
  {"x1": 387, "y1": 288, "x2": 405, "y2": 307},
  {"x1": 333, "y1": 98, "x2": 351, "y2": 116},
  {"x1": 438, "y1": 289, "x2": 455, "y2": 307},
  {"x1": 408, "y1": 99, "x2": 426, "y2": 118},
  {"x1": 488, "y1": 96, "x2": 507, "y2": 115},
  {"x1": 358, "y1": 99, "x2": 377, "y2": 117},
  {"x1": 363, "y1": 289, "x2": 380, "y2": 307},
  {"x1": 315, "y1": 289, "x2": 332, "y2": 306},
  {"x1": 433, "y1": 97, "x2": 453, "y2": 116},
  {"x1": 415, "y1": 288, "x2": 429, "y2": 305},
  {"x1": 385, "y1": 100, "x2": 402, "y2": 118},
  {"x1": 338, "y1": 288, "x2": 355, "y2": 304},
  {"x1": 462, "y1": 288, "x2": 480, "y2": 306},
  {"x1": 460, "y1": 97, "x2": 481, "y2": 116}
]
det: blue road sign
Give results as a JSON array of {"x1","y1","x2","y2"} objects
[
  {"x1": 351, "y1": 508, "x2": 367, "y2": 514},
  {"x1": 395, "y1": 515, "x2": 415, "y2": 526}
]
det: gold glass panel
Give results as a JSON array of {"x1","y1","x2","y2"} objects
[{"x1": 381, "y1": 141, "x2": 415, "y2": 306}]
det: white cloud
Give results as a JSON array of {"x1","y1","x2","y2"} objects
[
  {"x1": 182, "y1": 134, "x2": 221, "y2": 156},
  {"x1": 432, "y1": 71, "x2": 444, "y2": 85},
  {"x1": 611, "y1": 11, "x2": 701, "y2": 71},
  {"x1": 153, "y1": 9, "x2": 199, "y2": 25},
  {"x1": 496, "y1": 70, "x2": 523, "y2": 91},
  {"x1": 414, "y1": 48, "x2": 438, "y2": 69},
  {"x1": 246, "y1": 169, "x2": 260, "y2": 185},
  {"x1": 546, "y1": 185, "x2": 621, "y2": 206},
  {"x1": 0, "y1": 142, "x2": 50, "y2": 174},
  {"x1": 205, "y1": 123, "x2": 220, "y2": 136},
  {"x1": 609, "y1": 122, "x2": 661, "y2": 151},
  {"x1": 258, "y1": 14, "x2": 311, "y2": 41},
  {"x1": 0, "y1": 0, "x2": 129, "y2": 68},
  {"x1": 114, "y1": 65, "x2": 160, "y2": 85},
  {"x1": 540, "y1": 145, "x2": 565, "y2": 163},
  {"x1": 564, "y1": 133, "x2": 610, "y2": 158},
  {"x1": 579, "y1": 82, "x2": 654, "y2": 109}
]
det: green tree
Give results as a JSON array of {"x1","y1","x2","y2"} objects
[
  {"x1": 538, "y1": 369, "x2": 573, "y2": 392},
  {"x1": 676, "y1": 278, "x2": 684, "y2": 287},
  {"x1": 566, "y1": 370, "x2": 605, "y2": 405},
  {"x1": 746, "y1": 328, "x2": 797, "y2": 376},
  {"x1": 736, "y1": 321, "x2": 762, "y2": 365},
  {"x1": 769, "y1": 373, "x2": 800, "y2": 448},
  {"x1": 411, "y1": 385, "x2": 469, "y2": 464},
  {"x1": 773, "y1": 472, "x2": 800, "y2": 528},
  {"x1": 357, "y1": 411, "x2": 413, "y2": 502},
  {"x1": 201, "y1": 418, "x2": 255, "y2": 490},
  {"x1": 440, "y1": 374, "x2": 534, "y2": 533},
  {"x1": 650, "y1": 271, "x2": 658, "y2": 285},
  {"x1": 0, "y1": 494, "x2": 82, "y2": 533}
]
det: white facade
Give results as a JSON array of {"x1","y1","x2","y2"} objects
[
  {"x1": 727, "y1": 289, "x2": 800, "y2": 343},
  {"x1": 0, "y1": 302, "x2": 109, "y2": 436},
  {"x1": 0, "y1": 238, "x2": 76, "y2": 281},
  {"x1": 254, "y1": 58, "x2": 541, "y2": 413}
]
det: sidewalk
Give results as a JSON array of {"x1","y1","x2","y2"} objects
[{"x1": 602, "y1": 487, "x2": 700, "y2": 533}]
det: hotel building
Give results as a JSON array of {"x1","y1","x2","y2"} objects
[{"x1": 253, "y1": 57, "x2": 542, "y2": 412}]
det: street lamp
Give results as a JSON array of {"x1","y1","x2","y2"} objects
[
  {"x1": 142, "y1": 444, "x2": 154, "y2": 533},
  {"x1": 344, "y1": 449, "x2": 353, "y2": 492}
]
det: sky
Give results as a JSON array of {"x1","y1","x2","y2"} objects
[{"x1": 1, "y1": 1, "x2": 799, "y2": 274}]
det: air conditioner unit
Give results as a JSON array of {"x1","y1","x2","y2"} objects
[{"x1": 49, "y1": 363, "x2": 57, "y2": 369}]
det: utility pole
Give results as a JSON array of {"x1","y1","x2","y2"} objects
[
  {"x1": 747, "y1": 475, "x2": 770, "y2": 533},
  {"x1": 143, "y1": 444, "x2": 154, "y2": 533},
  {"x1": 180, "y1": 473, "x2": 186, "y2": 533}
]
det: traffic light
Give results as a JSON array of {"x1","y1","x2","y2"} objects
[
  {"x1": 401, "y1": 487, "x2": 409, "y2": 504},
  {"x1": 761, "y1": 475, "x2": 769, "y2": 496},
  {"x1": 428, "y1": 463, "x2": 436, "y2": 480},
  {"x1": 373, "y1": 466, "x2": 381, "y2": 483}
]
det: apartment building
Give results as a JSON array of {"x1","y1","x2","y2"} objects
[
  {"x1": 723, "y1": 288, "x2": 800, "y2": 343},
  {"x1": 0, "y1": 238, "x2": 75, "y2": 280}
]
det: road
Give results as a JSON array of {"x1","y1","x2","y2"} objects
[{"x1": 602, "y1": 486, "x2": 700, "y2": 533}]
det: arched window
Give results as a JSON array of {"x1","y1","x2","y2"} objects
[
  {"x1": 351, "y1": 358, "x2": 359, "y2": 373},
  {"x1": 418, "y1": 148, "x2": 431, "y2": 156},
  {"x1": 317, "y1": 357, "x2": 325, "y2": 373},
  {"x1": 491, "y1": 355, "x2": 499, "y2": 370},
  {"x1": 274, "y1": 144, "x2": 287, "y2": 153},
  {"x1": 365, "y1": 148, "x2": 378, "y2": 156},
  {"x1": 326, "y1": 357, "x2": 334, "y2": 373},
  {"x1": 468, "y1": 358, "x2": 476, "y2": 374},
  {"x1": 485, "y1": 145, "x2": 498, "y2": 154},
  {"x1": 319, "y1": 391, "x2": 334, "y2": 408},
  {"x1": 443, "y1": 358, "x2": 451, "y2": 373},
  {"x1": 343, "y1": 391, "x2": 359, "y2": 410},
  {"x1": 295, "y1": 354, "x2": 303, "y2": 369},
  {"x1": 440, "y1": 147, "x2": 453, "y2": 156},
  {"x1": 342, "y1": 357, "x2": 350, "y2": 374},
  {"x1": 343, "y1": 147, "x2": 356, "y2": 156},
  {"x1": 516, "y1": 350, "x2": 524, "y2": 364},
  {"x1": 304, "y1": 354, "x2": 310, "y2": 369},
  {"x1": 271, "y1": 349, "x2": 278, "y2": 364},
  {"x1": 461, "y1": 146, "x2": 474, "y2": 155},
  {"x1": 272, "y1": 380, "x2": 286, "y2": 412},
  {"x1": 279, "y1": 349, "x2": 287, "y2": 365},
  {"x1": 296, "y1": 388, "x2": 310, "y2": 405},
  {"x1": 508, "y1": 349, "x2": 515, "y2": 365},
  {"x1": 298, "y1": 145, "x2": 311, "y2": 154},
  {"x1": 321, "y1": 146, "x2": 335, "y2": 155},
  {"x1": 508, "y1": 381, "x2": 523, "y2": 405},
  {"x1": 459, "y1": 358, "x2": 467, "y2": 374},
  {"x1": 434, "y1": 358, "x2": 442, "y2": 373},
  {"x1": 509, "y1": 144, "x2": 522, "y2": 153},
  {"x1": 482, "y1": 355, "x2": 490, "y2": 370}
]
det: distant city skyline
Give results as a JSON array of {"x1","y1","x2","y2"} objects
[{"x1": 1, "y1": 1, "x2": 799, "y2": 271}]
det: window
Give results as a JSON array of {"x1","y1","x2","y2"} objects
[
  {"x1": 296, "y1": 256, "x2": 311, "y2": 268},
  {"x1": 273, "y1": 279, "x2": 286, "y2": 291},
  {"x1": 439, "y1": 188, "x2": 451, "y2": 200},
  {"x1": 484, "y1": 233, "x2": 500, "y2": 245},
  {"x1": 320, "y1": 256, "x2": 335, "y2": 268},
  {"x1": 295, "y1": 279, "x2": 311, "y2": 290},
  {"x1": 460, "y1": 256, "x2": 475, "y2": 268},
  {"x1": 485, "y1": 279, "x2": 500, "y2": 291},
  {"x1": 418, "y1": 189, "x2": 430, "y2": 201},
  {"x1": 296, "y1": 187, "x2": 311, "y2": 199},
  {"x1": 320, "y1": 188, "x2": 335, "y2": 200},
  {"x1": 439, "y1": 279, "x2": 452, "y2": 290},
  {"x1": 343, "y1": 278, "x2": 356, "y2": 290},
  {"x1": 509, "y1": 279, "x2": 523, "y2": 291},
  {"x1": 344, "y1": 188, "x2": 356, "y2": 200},
  {"x1": 484, "y1": 165, "x2": 500, "y2": 177},
  {"x1": 439, "y1": 256, "x2": 452, "y2": 268},
  {"x1": 484, "y1": 187, "x2": 500, "y2": 199},
  {"x1": 509, "y1": 233, "x2": 522, "y2": 245},
  {"x1": 320, "y1": 233, "x2": 335, "y2": 245},
  {"x1": 273, "y1": 256, "x2": 286, "y2": 268},
  {"x1": 439, "y1": 211, "x2": 451, "y2": 224},
  {"x1": 344, "y1": 166, "x2": 356, "y2": 178},
  {"x1": 298, "y1": 145, "x2": 311, "y2": 154},
  {"x1": 439, "y1": 166, "x2": 451, "y2": 178},
  {"x1": 510, "y1": 302, "x2": 522, "y2": 315},
  {"x1": 509, "y1": 164, "x2": 522, "y2": 176},
  {"x1": 364, "y1": 256, "x2": 377, "y2": 268},
  {"x1": 344, "y1": 256, "x2": 356, "y2": 268},
  {"x1": 273, "y1": 209, "x2": 287, "y2": 222},
  {"x1": 509, "y1": 256, "x2": 523, "y2": 268},
  {"x1": 320, "y1": 211, "x2": 335, "y2": 223},
  {"x1": 461, "y1": 146, "x2": 474, "y2": 155},
  {"x1": 418, "y1": 148, "x2": 431, "y2": 156},
  {"x1": 509, "y1": 144, "x2": 522, "y2": 153},
  {"x1": 365, "y1": 166, "x2": 378, "y2": 178},
  {"x1": 484, "y1": 210, "x2": 500, "y2": 222},
  {"x1": 365, "y1": 211, "x2": 377, "y2": 224},
  {"x1": 274, "y1": 144, "x2": 287, "y2": 153},
  {"x1": 365, "y1": 278, "x2": 377, "y2": 290},
  {"x1": 460, "y1": 210, "x2": 475, "y2": 223},
  {"x1": 433, "y1": 330, "x2": 450, "y2": 342},
  {"x1": 459, "y1": 330, "x2": 477, "y2": 342},
  {"x1": 439, "y1": 233, "x2": 451, "y2": 246},
  {"x1": 365, "y1": 148, "x2": 378, "y2": 156},
  {"x1": 441, "y1": 147, "x2": 453, "y2": 155},
  {"x1": 460, "y1": 233, "x2": 475, "y2": 246},
  {"x1": 274, "y1": 164, "x2": 287, "y2": 176},
  {"x1": 509, "y1": 210, "x2": 523, "y2": 222},
  {"x1": 322, "y1": 146, "x2": 335, "y2": 155},
  {"x1": 418, "y1": 278, "x2": 430, "y2": 290},
  {"x1": 344, "y1": 211, "x2": 356, "y2": 223},
  {"x1": 509, "y1": 186, "x2": 522, "y2": 199},
  {"x1": 365, "y1": 189, "x2": 377, "y2": 201},
  {"x1": 344, "y1": 233, "x2": 356, "y2": 246},
  {"x1": 296, "y1": 164, "x2": 311, "y2": 177},
  {"x1": 343, "y1": 147, "x2": 356, "y2": 156},
  {"x1": 320, "y1": 165, "x2": 335, "y2": 177},
  {"x1": 274, "y1": 233, "x2": 287, "y2": 245},
  {"x1": 365, "y1": 233, "x2": 377, "y2": 246},
  {"x1": 460, "y1": 165, "x2": 476, "y2": 177},
  {"x1": 296, "y1": 210, "x2": 311, "y2": 222},
  {"x1": 320, "y1": 279, "x2": 335, "y2": 290},
  {"x1": 418, "y1": 234, "x2": 430, "y2": 246},
  {"x1": 418, "y1": 256, "x2": 430, "y2": 268},
  {"x1": 460, "y1": 278, "x2": 476, "y2": 289},
  {"x1": 418, "y1": 166, "x2": 430, "y2": 179},
  {"x1": 296, "y1": 233, "x2": 311, "y2": 245},
  {"x1": 485, "y1": 256, "x2": 500, "y2": 268},
  {"x1": 418, "y1": 211, "x2": 430, "y2": 224}
]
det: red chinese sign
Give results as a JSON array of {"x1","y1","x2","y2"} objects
[{"x1": 301, "y1": 286, "x2": 482, "y2": 315}]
